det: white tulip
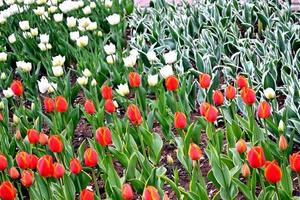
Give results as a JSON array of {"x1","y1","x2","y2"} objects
[
  {"x1": 76, "y1": 35, "x2": 88, "y2": 47},
  {"x1": 23, "y1": 32, "x2": 32, "y2": 39},
  {"x1": 46, "y1": 43, "x2": 52, "y2": 49},
  {"x1": 148, "y1": 74, "x2": 158, "y2": 86},
  {"x1": 1, "y1": 72, "x2": 7, "y2": 80},
  {"x1": 116, "y1": 83, "x2": 129, "y2": 96},
  {"x1": 0, "y1": 101, "x2": 4, "y2": 109},
  {"x1": 53, "y1": 13, "x2": 63, "y2": 22},
  {"x1": 105, "y1": 0, "x2": 112, "y2": 8},
  {"x1": 130, "y1": 49, "x2": 139, "y2": 57},
  {"x1": 66, "y1": 16, "x2": 77, "y2": 28},
  {"x1": 91, "y1": 79, "x2": 97, "y2": 86},
  {"x1": 104, "y1": 43, "x2": 116, "y2": 55},
  {"x1": 106, "y1": 13, "x2": 120, "y2": 25},
  {"x1": 0, "y1": 52, "x2": 7, "y2": 62},
  {"x1": 48, "y1": 6, "x2": 57, "y2": 13},
  {"x1": 52, "y1": 66, "x2": 64, "y2": 76},
  {"x1": 16, "y1": 61, "x2": 32, "y2": 72},
  {"x1": 164, "y1": 50, "x2": 177, "y2": 64},
  {"x1": 278, "y1": 120, "x2": 285, "y2": 132},
  {"x1": 160, "y1": 65, "x2": 174, "y2": 78},
  {"x1": 113, "y1": 100, "x2": 118, "y2": 108},
  {"x1": 78, "y1": 17, "x2": 91, "y2": 30},
  {"x1": 82, "y1": 6, "x2": 91, "y2": 15},
  {"x1": 78, "y1": 0, "x2": 84, "y2": 7},
  {"x1": 52, "y1": 55, "x2": 65, "y2": 67},
  {"x1": 30, "y1": 28, "x2": 38, "y2": 36},
  {"x1": 38, "y1": 76, "x2": 50, "y2": 93},
  {"x1": 19, "y1": 20, "x2": 30, "y2": 30},
  {"x1": 90, "y1": 2, "x2": 96, "y2": 8},
  {"x1": 0, "y1": 15, "x2": 6, "y2": 24},
  {"x1": 147, "y1": 51, "x2": 157, "y2": 62},
  {"x1": 3, "y1": 88, "x2": 14, "y2": 98},
  {"x1": 36, "y1": 0, "x2": 46, "y2": 4},
  {"x1": 48, "y1": 82, "x2": 57, "y2": 93},
  {"x1": 33, "y1": 6, "x2": 45, "y2": 16},
  {"x1": 13, "y1": 114, "x2": 20, "y2": 124},
  {"x1": 97, "y1": 31, "x2": 102, "y2": 36},
  {"x1": 264, "y1": 87, "x2": 276, "y2": 99},
  {"x1": 123, "y1": 55, "x2": 136, "y2": 67},
  {"x1": 83, "y1": 68, "x2": 92, "y2": 77},
  {"x1": 8, "y1": 34, "x2": 16, "y2": 43},
  {"x1": 77, "y1": 76, "x2": 88, "y2": 86},
  {"x1": 70, "y1": 31, "x2": 80, "y2": 41},
  {"x1": 38, "y1": 43, "x2": 47, "y2": 51},
  {"x1": 86, "y1": 22, "x2": 97, "y2": 30},
  {"x1": 40, "y1": 33, "x2": 49, "y2": 43},
  {"x1": 106, "y1": 55, "x2": 115, "y2": 64}
]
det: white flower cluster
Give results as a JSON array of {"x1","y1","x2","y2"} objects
[
  {"x1": 38, "y1": 76, "x2": 57, "y2": 93},
  {"x1": 51, "y1": 55, "x2": 65, "y2": 77},
  {"x1": 38, "y1": 33, "x2": 52, "y2": 51},
  {"x1": 16, "y1": 61, "x2": 32, "y2": 72}
]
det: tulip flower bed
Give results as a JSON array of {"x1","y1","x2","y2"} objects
[{"x1": 1, "y1": 0, "x2": 300, "y2": 199}]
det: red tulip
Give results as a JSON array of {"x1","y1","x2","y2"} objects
[
  {"x1": 8, "y1": 167, "x2": 20, "y2": 180},
  {"x1": 29, "y1": 154, "x2": 38, "y2": 169},
  {"x1": 235, "y1": 139, "x2": 247, "y2": 154},
  {"x1": 95, "y1": 127, "x2": 112, "y2": 146},
  {"x1": 55, "y1": 96, "x2": 68, "y2": 113},
  {"x1": 101, "y1": 85, "x2": 113, "y2": 100},
  {"x1": 70, "y1": 158, "x2": 82, "y2": 174},
  {"x1": 290, "y1": 152, "x2": 300, "y2": 172},
  {"x1": 165, "y1": 75, "x2": 179, "y2": 91},
  {"x1": 188, "y1": 143, "x2": 202, "y2": 161},
  {"x1": 16, "y1": 151, "x2": 30, "y2": 169},
  {"x1": 80, "y1": 188, "x2": 94, "y2": 200},
  {"x1": 144, "y1": 186, "x2": 161, "y2": 200},
  {"x1": 128, "y1": 72, "x2": 141, "y2": 88},
  {"x1": 39, "y1": 132, "x2": 48, "y2": 145},
  {"x1": 213, "y1": 90, "x2": 224, "y2": 106},
  {"x1": 84, "y1": 100, "x2": 96, "y2": 114},
  {"x1": 10, "y1": 80, "x2": 23, "y2": 96},
  {"x1": 84, "y1": 148, "x2": 98, "y2": 167},
  {"x1": 257, "y1": 101, "x2": 271, "y2": 119},
  {"x1": 240, "y1": 87, "x2": 256, "y2": 105},
  {"x1": 199, "y1": 73, "x2": 211, "y2": 89},
  {"x1": 44, "y1": 97, "x2": 55, "y2": 113},
  {"x1": 37, "y1": 155, "x2": 54, "y2": 177},
  {"x1": 127, "y1": 104, "x2": 142, "y2": 125},
  {"x1": 21, "y1": 170, "x2": 34, "y2": 187},
  {"x1": 236, "y1": 75, "x2": 248, "y2": 89},
  {"x1": 204, "y1": 105, "x2": 218, "y2": 122},
  {"x1": 0, "y1": 154, "x2": 8, "y2": 171},
  {"x1": 0, "y1": 113, "x2": 3, "y2": 121},
  {"x1": 0, "y1": 181, "x2": 17, "y2": 200},
  {"x1": 122, "y1": 183, "x2": 134, "y2": 200},
  {"x1": 225, "y1": 85, "x2": 236, "y2": 100},
  {"x1": 247, "y1": 146, "x2": 266, "y2": 168},
  {"x1": 174, "y1": 112, "x2": 187, "y2": 129},
  {"x1": 53, "y1": 162, "x2": 65, "y2": 178},
  {"x1": 104, "y1": 99, "x2": 116, "y2": 113},
  {"x1": 199, "y1": 102, "x2": 210, "y2": 116},
  {"x1": 27, "y1": 129, "x2": 39, "y2": 144},
  {"x1": 48, "y1": 135, "x2": 64, "y2": 153},
  {"x1": 264, "y1": 161, "x2": 282, "y2": 184}
]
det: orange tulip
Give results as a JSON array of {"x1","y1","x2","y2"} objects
[
  {"x1": 127, "y1": 104, "x2": 142, "y2": 125},
  {"x1": 144, "y1": 186, "x2": 161, "y2": 200},
  {"x1": 174, "y1": 112, "x2": 187, "y2": 129},
  {"x1": 128, "y1": 72, "x2": 141, "y2": 88},
  {"x1": 279, "y1": 135, "x2": 288, "y2": 151},
  {"x1": 55, "y1": 96, "x2": 68, "y2": 113},
  {"x1": 53, "y1": 162, "x2": 65, "y2": 178},
  {"x1": 257, "y1": 101, "x2": 271, "y2": 119},
  {"x1": 80, "y1": 188, "x2": 94, "y2": 200},
  {"x1": 21, "y1": 170, "x2": 34, "y2": 187},
  {"x1": 188, "y1": 143, "x2": 202, "y2": 161},
  {"x1": 264, "y1": 161, "x2": 282, "y2": 184},
  {"x1": 240, "y1": 87, "x2": 256, "y2": 105},
  {"x1": 84, "y1": 100, "x2": 96, "y2": 114},
  {"x1": 104, "y1": 99, "x2": 116, "y2": 113},
  {"x1": 29, "y1": 154, "x2": 38, "y2": 169},
  {"x1": 204, "y1": 105, "x2": 218, "y2": 122},
  {"x1": 37, "y1": 155, "x2": 54, "y2": 177},
  {"x1": 241, "y1": 163, "x2": 250, "y2": 178},
  {"x1": 213, "y1": 90, "x2": 224, "y2": 106},
  {"x1": 70, "y1": 158, "x2": 82, "y2": 174},
  {"x1": 27, "y1": 129, "x2": 39, "y2": 144},
  {"x1": 235, "y1": 139, "x2": 247, "y2": 154},
  {"x1": 225, "y1": 84, "x2": 236, "y2": 100},
  {"x1": 0, "y1": 181, "x2": 17, "y2": 200},
  {"x1": 10, "y1": 80, "x2": 23, "y2": 96},
  {"x1": 48, "y1": 135, "x2": 64, "y2": 153},
  {"x1": 0, "y1": 154, "x2": 8, "y2": 171},
  {"x1": 290, "y1": 152, "x2": 300, "y2": 172},
  {"x1": 16, "y1": 151, "x2": 30, "y2": 169},
  {"x1": 236, "y1": 75, "x2": 248, "y2": 89},
  {"x1": 199, "y1": 73, "x2": 211, "y2": 89},
  {"x1": 84, "y1": 148, "x2": 98, "y2": 167},
  {"x1": 101, "y1": 85, "x2": 113, "y2": 100},
  {"x1": 165, "y1": 75, "x2": 179, "y2": 91},
  {"x1": 122, "y1": 183, "x2": 134, "y2": 200},
  {"x1": 247, "y1": 146, "x2": 266, "y2": 168},
  {"x1": 199, "y1": 102, "x2": 210, "y2": 116},
  {"x1": 44, "y1": 97, "x2": 55, "y2": 113},
  {"x1": 95, "y1": 127, "x2": 112, "y2": 146}
]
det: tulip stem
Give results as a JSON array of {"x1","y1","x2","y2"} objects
[
  {"x1": 297, "y1": 173, "x2": 300, "y2": 192},
  {"x1": 137, "y1": 128, "x2": 147, "y2": 158},
  {"x1": 17, "y1": 183, "x2": 24, "y2": 200},
  {"x1": 91, "y1": 169, "x2": 101, "y2": 199},
  {"x1": 258, "y1": 169, "x2": 265, "y2": 193},
  {"x1": 275, "y1": 184, "x2": 280, "y2": 200}
]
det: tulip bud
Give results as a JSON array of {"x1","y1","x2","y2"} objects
[
  {"x1": 204, "y1": 105, "x2": 218, "y2": 122},
  {"x1": 235, "y1": 139, "x2": 247, "y2": 154},
  {"x1": 16, "y1": 129, "x2": 22, "y2": 140},
  {"x1": 116, "y1": 83, "x2": 129, "y2": 96},
  {"x1": 225, "y1": 85, "x2": 236, "y2": 100},
  {"x1": 0, "y1": 102, "x2": 4, "y2": 109},
  {"x1": 91, "y1": 79, "x2": 97, "y2": 86},
  {"x1": 104, "y1": 99, "x2": 116, "y2": 113},
  {"x1": 199, "y1": 73, "x2": 211, "y2": 89},
  {"x1": 174, "y1": 112, "x2": 187, "y2": 129},
  {"x1": 290, "y1": 152, "x2": 300, "y2": 172},
  {"x1": 84, "y1": 100, "x2": 96, "y2": 114},
  {"x1": 70, "y1": 158, "x2": 82, "y2": 174},
  {"x1": 29, "y1": 154, "x2": 38, "y2": 170},
  {"x1": 165, "y1": 75, "x2": 179, "y2": 91},
  {"x1": 53, "y1": 162, "x2": 65, "y2": 178},
  {"x1": 13, "y1": 114, "x2": 20, "y2": 124},
  {"x1": 213, "y1": 90, "x2": 224, "y2": 106},
  {"x1": 106, "y1": 13, "x2": 120, "y2": 25},
  {"x1": 39, "y1": 132, "x2": 48, "y2": 145},
  {"x1": 55, "y1": 96, "x2": 68, "y2": 113},
  {"x1": 21, "y1": 170, "x2": 34, "y2": 187},
  {"x1": 48, "y1": 135, "x2": 64, "y2": 153},
  {"x1": 264, "y1": 161, "x2": 282, "y2": 184},
  {"x1": 241, "y1": 163, "x2": 250, "y2": 178},
  {"x1": 128, "y1": 72, "x2": 141, "y2": 88},
  {"x1": 11, "y1": 80, "x2": 23, "y2": 96},
  {"x1": 95, "y1": 127, "x2": 112, "y2": 146},
  {"x1": 101, "y1": 85, "x2": 113, "y2": 100},
  {"x1": 127, "y1": 104, "x2": 142, "y2": 125},
  {"x1": 0, "y1": 72, "x2": 6, "y2": 80},
  {"x1": 278, "y1": 120, "x2": 285, "y2": 132},
  {"x1": 257, "y1": 101, "x2": 271, "y2": 119},
  {"x1": 264, "y1": 88, "x2": 276, "y2": 100},
  {"x1": 163, "y1": 50, "x2": 177, "y2": 64},
  {"x1": 0, "y1": 154, "x2": 8, "y2": 171},
  {"x1": 122, "y1": 183, "x2": 134, "y2": 200},
  {"x1": 84, "y1": 148, "x2": 98, "y2": 167},
  {"x1": 8, "y1": 167, "x2": 20, "y2": 179},
  {"x1": 27, "y1": 129, "x2": 40, "y2": 144},
  {"x1": 188, "y1": 143, "x2": 202, "y2": 161},
  {"x1": 37, "y1": 155, "x2": 54, "y2": 177},
  {"x1": 167, "y1": 155, "x2": 174, "y2": 165},
  {"x1": 80, "y1": 188, "x2": 94, "y2": 200},
  {"x1": 148, "y1": 74, "x2": 158, "y2": 86},
  {"x1": 247, "y1": 146, "x2": 266, "y2": 168},
  {"x1": 279, "y1": 135, "x2": 288, "y2": 151},
  {"x1": 240, "y1": 87, "x2": 256, "y2": 105},
  {"x1": 144, "y1": 186, "x2": 161, "y2": 200},
  {"x1": 236, "y1": 75, "x2": 248, "y2": 89},
  {"x1": 16, "y1": 151, "x2": 30, "y2": 169}
]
